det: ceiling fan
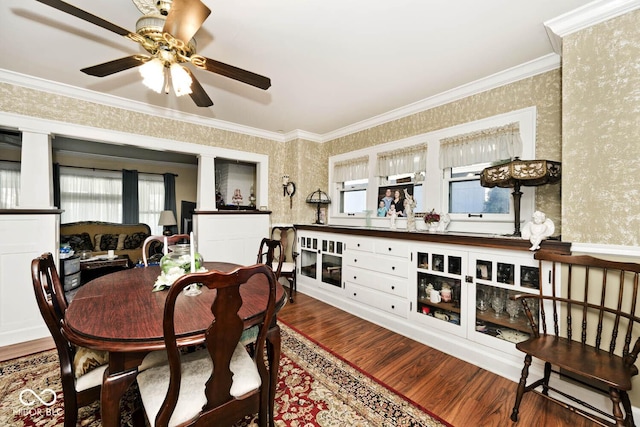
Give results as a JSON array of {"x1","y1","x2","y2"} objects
[{"x1": 34, "y1": 0, "x2": 272, "y2": 107}]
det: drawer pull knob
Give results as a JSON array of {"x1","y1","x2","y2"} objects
[
  {"x1": 353, "y1": 276, "x2": 357, "y2": 280},
  {"x1": 388, "y1": 247, "x2": 392, "y2": 251},
  {"x1": 391, "y1": 305, "x2": 395, "y2": 309},
  {"x1": 354, "y1": 259, "x2": 358, "y2": 262},
  {"x1": 357, "y1": 243, "x2": 360, "y2": 247},
  {"x1": 353, "y1": 293, "x2": 357, "y2": 296},
  {"x1": 391, "y1": 266, "x2": 395, "y2": 270},
  {"x1": 391, "y1": 285, "x2": 395, "y2": 290}
]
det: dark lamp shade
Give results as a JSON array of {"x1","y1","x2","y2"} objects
[{"x1": 480, "y1": 159, "x2": 561, "y2": 188}]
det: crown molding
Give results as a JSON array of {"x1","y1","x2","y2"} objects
[
  {"x1": 321, "y1": 54, "x2": 561, "y2": 142},
  {"x1": 544, "y1": 0, "x2": 640, "y2": 54},
  {"x1": 0, "y1": 69, "x2": 286, "y2": 143},
  {"x1": 1, "y1": 53, "x2": 563, "y2": 145}
]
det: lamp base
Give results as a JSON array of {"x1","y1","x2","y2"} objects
[{"x1": 162, "y1": 228, "x2": 172, "y2": 236}]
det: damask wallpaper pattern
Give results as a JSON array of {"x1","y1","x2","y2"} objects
[{"x1": 562, "y1": 9, "x2": 640, "y2": 246}]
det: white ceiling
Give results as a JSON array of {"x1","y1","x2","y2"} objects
[{"x1": 1, "y1": 0, "x2": 596, "y2": 136}]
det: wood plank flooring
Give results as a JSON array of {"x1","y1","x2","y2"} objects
[{"x1": 277, "y1": 292, "x2": 594, "y2": 427}]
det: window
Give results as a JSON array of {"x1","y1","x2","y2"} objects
[
  {"x1": 60, "y1": 167, "x2": 122, "y2": 223},
  {"x1": 340, "y1": 179, "x2": 367, "y2": 213},
  {"x1": 0, "y1": 162, "x2": 20, "y2": 208},
  {"x1": 446, "y1": 163, "x2": 510, "y2": 215},
  {"x1": 138, "y1": 174, "x2": 164, "y2": 234}
]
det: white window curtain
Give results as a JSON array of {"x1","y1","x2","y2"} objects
[
  {"x1": 376, "y1": 143, "x2": 428, "y2": 180},
  {"x1": 334, "y1": 156, "x2": 369, "y2": 182},
  {"x1": 0, "y1": 162, "x2": 20, "y2": 208},
  {"x1": 138, "y1": 173, "x2": 165, "y2": 235},
  {"x1": 439, "y1": 122, "x2": 523, "y2": 169},
  {"x1": 60, "y1": 167, "x2": 122, "y2": 223}
]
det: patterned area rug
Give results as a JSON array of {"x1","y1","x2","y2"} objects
[{"x1": 0, "y1": 322, "x2": 450, "y2": 426}]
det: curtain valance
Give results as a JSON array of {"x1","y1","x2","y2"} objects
[
  {"x1": 376, "y1": 143, "x2": 428, "y2": 178},
  {"x1": 439, "y1": 122, "x2": 522, "y2": 169},
  {"x1": 333, "y1": 156, "x2": 369, "y2": 182}
]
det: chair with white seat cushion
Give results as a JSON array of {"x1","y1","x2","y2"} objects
[
  {"x1": 136, "y1": 264, "x2": 277, "y2": 427},
  {"x1": 270, "y1": 226, "x2": 297, "y2": 303},
  {"x1": 31, "y1": 253, "x2": 106, "y2": 427}
]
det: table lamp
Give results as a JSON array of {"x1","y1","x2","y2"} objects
[
  {"x1": 158, "y1": 210, "x2": 177, "y2": 236},
  {"x1": 480, "y1": 158, "x2": 561, "y2": 237},
  {"x1": 305, "y1": 189, "x2": 331, "y2": 224}
]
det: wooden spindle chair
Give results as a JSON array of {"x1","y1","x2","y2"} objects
[{"x1": 511, "y1": 250, "x2": 640, "y2": 427}]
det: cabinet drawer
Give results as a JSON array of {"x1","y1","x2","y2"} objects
[
  {"x1": 344, "y1": 267, "x2": 407, "y2": 298},
  {"x1": 374, "y1": 241, "x2": 409, "y2": 258},
  {"x1": 63, "y1": 256, "x2": 80, "y2": 275},
  {"x1": 345, "y1": 238, "x2": 374, "y2": 253},
  {"x1": 345, "y1": 282, "x2": 408, "y2": 318},
  {"x1": 63, "y1": 271, "x2": 81, "y2": 291},
  {"x1": 345, "y1": 252, "x2": 408, "y2": 278}
]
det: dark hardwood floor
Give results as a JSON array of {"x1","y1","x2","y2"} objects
[{"x1": 277, "y1": 292, "x2": 594, "y2": 427}]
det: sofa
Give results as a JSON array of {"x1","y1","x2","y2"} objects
[{"x1": 60, "y1": 221, "x2": 151, "y2": 263}]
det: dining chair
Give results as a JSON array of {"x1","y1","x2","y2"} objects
[
  {"x1": 142, "y1": 234, "x2": 190, "y2": 266},
  {"x1": 31, "y1": 253, "x2": 106, "y2": 427},
  {"x1": 271, "y1": 226, "x2": 297, "y2": 303},
  {"x1": 510, "y1": 250, "x2": 640, "y2": 427},
  {"x1": 136, "y1": 264, "x2": 277, "y2": 427},
  {"x1": 256, "y1": 238, "x2": 283, "y2": 279}
]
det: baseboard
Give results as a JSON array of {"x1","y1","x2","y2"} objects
[{"x1": 0, "y1": 336, "x2": 54, "y2": 362}]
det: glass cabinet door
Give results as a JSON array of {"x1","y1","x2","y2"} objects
[
  {"x1": 470, "y1": 252, "x2": 540, "y2": 347},
  {"x1": 300, "y1": 237, "x2": 318, "y2": 280},
  {"x1": 321, "y1": 239, "x2": 342, "y2": 287},
  {"x1": 415, "y1": 248, "x2": 467, "y2": 336}
]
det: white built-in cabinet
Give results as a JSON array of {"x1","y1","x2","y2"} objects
[{"x1": 295, "y1": 225, "x2": 567, "y2": 384}]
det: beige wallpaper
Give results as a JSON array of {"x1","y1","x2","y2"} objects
[{"x1": 562, "y1": 9, "x2": 640, "y2": 246}]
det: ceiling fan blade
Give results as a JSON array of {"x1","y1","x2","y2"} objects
[
  {"x1": 35, "y1": 0, "x2": 133, "y2": 37},
  {"x1": 184, "y1": 68, "x2": 214, "y2": 107},
  {"x1": 81, "y1": 56, "x2": 148, "y2": 77},
  {"x1": 201, "y1": 57, "x2": 271, "y2": 90},
  {"x1": 163, "y1": 0, "x2": 211, "y2": 44}
]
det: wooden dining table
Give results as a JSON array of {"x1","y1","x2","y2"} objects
[{"x1": 63, "y1": 261, "x2": 286, "y2": 427}]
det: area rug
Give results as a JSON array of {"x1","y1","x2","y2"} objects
[{"x1": 0, "y1": 322, "x2": 450, "y2": 426}]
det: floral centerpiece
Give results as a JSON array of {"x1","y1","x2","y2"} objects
[
  {"x1": 424, "y1": 209, "x2": 441, "y2": 224},
  {"x1": 152, "y1": 244, "x2": 207, "y2": 292},
  {"x1": 424, "y1": 209, "x2": 441, "y2": 232}
]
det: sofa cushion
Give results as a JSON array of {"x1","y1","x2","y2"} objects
[
  {"x1": 124, "y1": 232, "x2": 149, "y2": 249},
  {"x1": 61, "y1": 232, "x2": 94, "y2": 252},
  {"x1": 94, "y1": 233, "x2": 124, "y2": 251},
  {"x1": 73, "y1": 346, "x2": 109, "y2": 378}
]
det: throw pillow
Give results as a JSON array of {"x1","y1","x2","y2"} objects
[
  {"x1": 73, "y1": 346, "x2": 109, "y2": 378},
  {"x1": 124, "y1": 232, "x2": 149, "y2": 249},
  {"x1": 61, "y1": 233, "x2": 94, "y2": 252},
  {"x1": 94, "y1": 234, "x2": 120, "y2": 251},
  {"x1": 116, "y1": 233, "x2": 127, "y2": 250}
]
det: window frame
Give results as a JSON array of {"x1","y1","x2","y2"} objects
[{"x1": 328, "y1": 107, "x2": 537, "y2": 234}]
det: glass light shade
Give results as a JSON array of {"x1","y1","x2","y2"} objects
[
  {"x1": 139, "y1": 58, "x2": 165, "y2": 93},
  {"x1": 170, "y1": 63, "x2": 193, "y2": 97}
]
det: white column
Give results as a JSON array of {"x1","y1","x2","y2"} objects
[
  {"x1": 18, "y1": 130, "x2": 54, "y2": 208},
  {"x1": 197, "y1": 155, "x2": 217, "y2": 211}
]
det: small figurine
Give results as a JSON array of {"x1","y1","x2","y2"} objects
[
  {"x1": 521, "y1": 211, "x2": 554, "y2": 250},
  {"x1": 403, "y1": 189, "x2": 416, "y2": 231},
  {"x1": 437, "y1": 213, "x2": 451, "y2": 232},
  {"x1": 387, "y1": 205, "x2": 398, "y2": 229}
]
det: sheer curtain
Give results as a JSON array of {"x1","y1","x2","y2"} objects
[
  {"x1": 334, "y1": 156, "x2": 369, "y2": 182},
  {"x1": 59, "y1": 167, "x2": 122, "y2": 223},
  {"x1": 139, "y1": 173, "x2": 164, "y2": 235},
  {"x1": 0, "y1": 162, "x2": 20, "y2": 208},
  {"x1": 439, "y1": 122, "x2": 523, "y2": 169},
  {"x1": 376, "y1": 143, "x2": 428, "y2": 180}
]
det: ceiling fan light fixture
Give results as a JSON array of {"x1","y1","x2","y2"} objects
[
  {"x1": 170, "y1": 63, "x2": 193, "y2": 97},
  {"x1": 139, "y1": 57, "x2": 165, "y2": 93}
]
